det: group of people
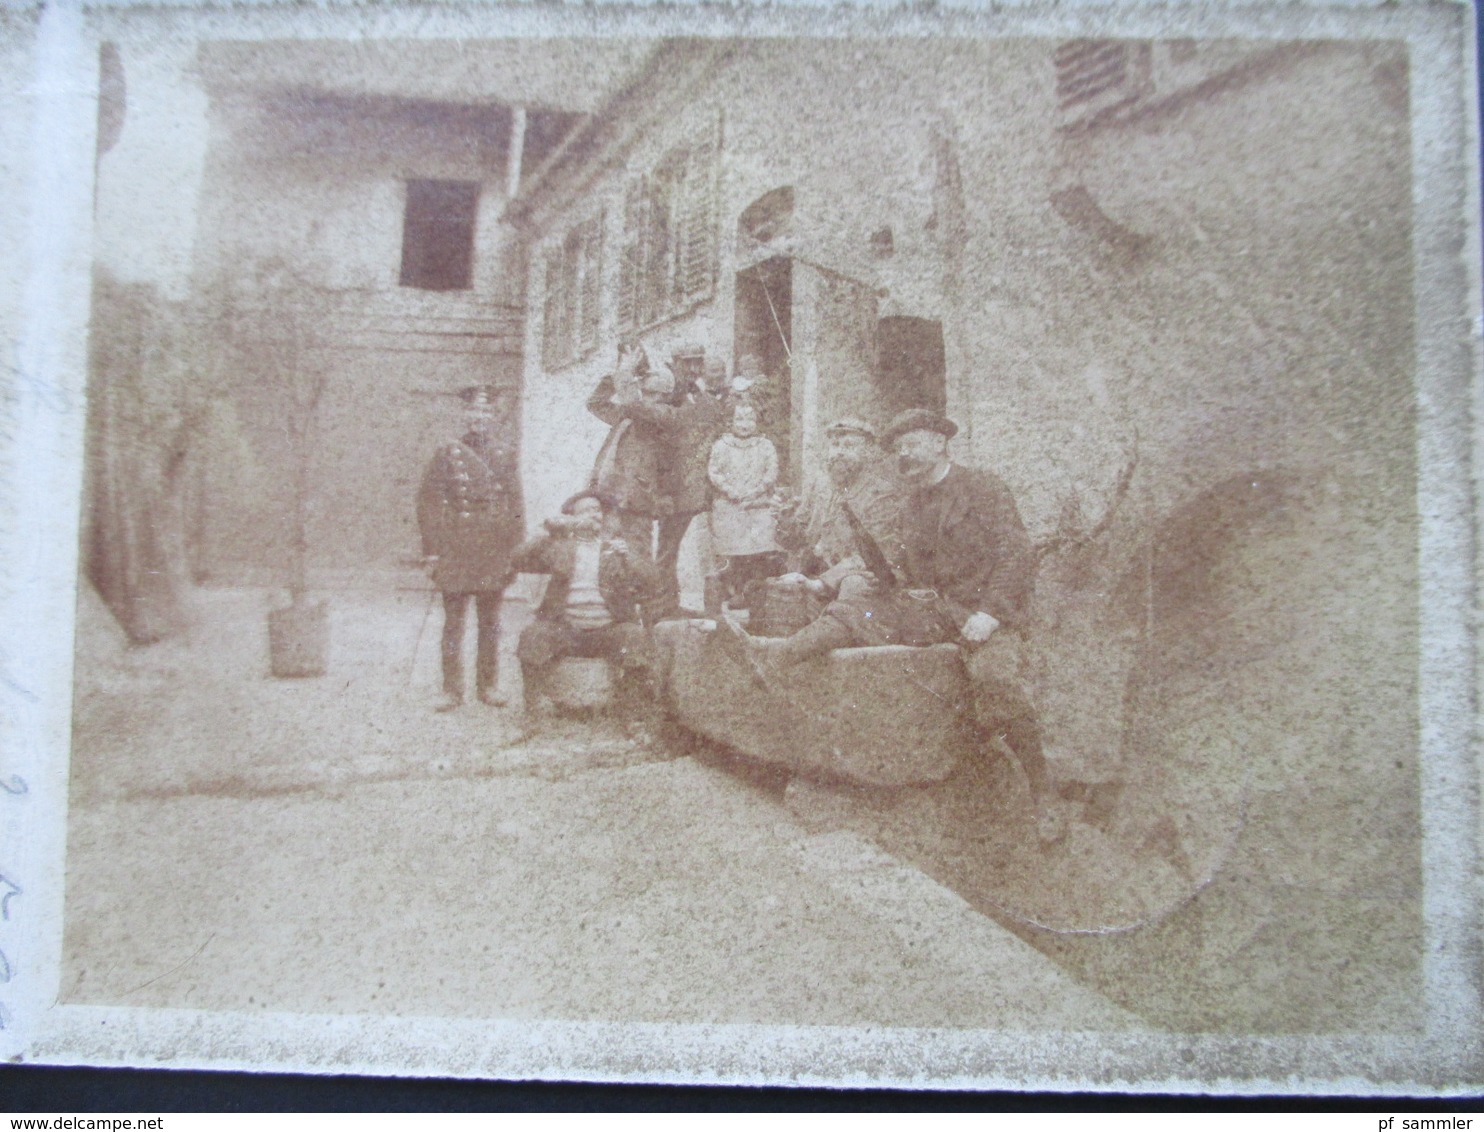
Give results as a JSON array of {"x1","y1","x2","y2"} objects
[{"x1": 416, "y1": 342, "x2": 1057, "y2": 825}]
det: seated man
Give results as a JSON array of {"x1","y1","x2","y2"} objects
[
  {"x1": 722, "y1": 409, "x2": 1064, "y2": 838},
  {"x1": 774, "y1": 415, "x2": 908, "y2": 604},
  {"x1": 513, "y1": 490, "x2": 660, "y2": 725}
]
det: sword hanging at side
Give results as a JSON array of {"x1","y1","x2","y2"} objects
[{"x1": 841, "y1": 502, "x2": 898, "y2": 590}]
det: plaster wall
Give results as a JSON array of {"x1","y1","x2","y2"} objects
[{"x1": 185, "y1": 85, "x2": 526, "y2": 582}]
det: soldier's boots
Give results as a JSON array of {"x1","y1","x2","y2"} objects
[{"x1": 434, "y1": 691, "x2": 463, "y2": 713}]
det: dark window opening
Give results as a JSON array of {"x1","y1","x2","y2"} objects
[
  {"x1": 875, "y1": 316, "x2": 947, "y2": 419},
  {"x1": 400, "y1": 179, "x2": 480, "y2": 291}
]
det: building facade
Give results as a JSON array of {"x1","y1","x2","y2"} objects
[{"x1": 509, "y1": 37, "x2": 1420, "y2": 1031}]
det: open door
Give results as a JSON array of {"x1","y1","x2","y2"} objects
[{"x1": 732, "y1": 256, "x2": 794, "y2": 481}]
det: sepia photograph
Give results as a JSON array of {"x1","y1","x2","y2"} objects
[{"x1": 1, "y1": 0, "x2": 1480, "y2": 1096}]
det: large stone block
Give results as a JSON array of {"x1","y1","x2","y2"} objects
[{"x1": 657, "y1": 620, "x2": 970, "y2": 786}]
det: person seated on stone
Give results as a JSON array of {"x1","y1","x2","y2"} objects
[
  {"x1": 720, "y1": 408, "x2": 1064, "y2": 838},
  {"x1": 707, "y1": 402, "x2": 783, "y2": 608},
  {"x1": 512, "y1": 489, "x2": 661, "y2": 727},
  {"x1": 774, "y1": 415, "x2": 908, "y2": 606}
]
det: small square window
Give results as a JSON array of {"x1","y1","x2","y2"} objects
[{"x1": 399, "y1": 179, "x2": 480, "y2": 291}]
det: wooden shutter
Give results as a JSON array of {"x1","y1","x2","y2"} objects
[
  {"x1": 578, "y1": 213, "x2": 603, "y2": 357},
  {"x1": 641, "y1": 178, "x2": 670, "y2": 327},
  {"x1": 617, "y1": 180, "x2": 644, "y2": 334},
  {"x1": 675, "y1": 135, "x2": 719, "y2": 307},
  {"x1": 541, "y1": 244, "x2": 564, "y2": 369}
]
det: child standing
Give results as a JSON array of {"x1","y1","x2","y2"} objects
[{"x1": 707, "y1": 402, "x2": 783, "y2": 608}]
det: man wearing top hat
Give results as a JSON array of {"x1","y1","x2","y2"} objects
[
  {"x1": 721, "y1": 408, "x2": 1062, "y2": 833},
  {"x1": 417, "y1": 384, "x2": 524, "y2": 711}
]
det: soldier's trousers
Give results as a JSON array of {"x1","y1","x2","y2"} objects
[{"x1": 441, "y1": 590, "x2": 502, "y2": 699}]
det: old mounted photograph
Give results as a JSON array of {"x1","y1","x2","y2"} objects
[{"x1": 1, "y1": 0, "x2": 1479, "y2": 1095}]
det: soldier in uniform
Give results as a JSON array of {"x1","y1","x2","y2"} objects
[{"x1": 417, "y1": 385, "x2": 524, "y2": 712}]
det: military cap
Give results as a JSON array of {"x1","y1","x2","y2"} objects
[
  {"x1": 561, "y1": 487, "x2": 617, "y2": 515},
  {"x1": 670, "y1": 341, "x2": 706, "y2": 361},
  {"x1": 881, "y1": 408, "x2": 959, "y2": 448},
  {"x1": 825, "y1": 416, "x2": 878, "y2": 441},
  {"x1": 457, "y1": 384, "x2": 500, "y2": 407}
]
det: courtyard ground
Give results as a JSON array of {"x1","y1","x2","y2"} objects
[{"x1": 61, "y1": 584, "x2": 1140, "y2": 1030}]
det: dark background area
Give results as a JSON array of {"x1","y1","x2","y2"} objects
[{"x1": 1, "y1": 1064, "x2": 1481, "y2": 1111}]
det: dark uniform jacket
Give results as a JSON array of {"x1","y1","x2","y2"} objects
[
  {"x1": 665, "y1": 387, "x2": 729, "y2": 517},
  {"x1": 511, "y1": 532, "x2": 660, "y2": 625},
  {"x1": 902, "y1": 464, "x2": 1035, "y2": 631},
  {"x1": 587, "y1": 376, "x2": 678, "y2": 518},
  {"x1": 417, "y1": 434, "x2": 524, "y2": 593}
]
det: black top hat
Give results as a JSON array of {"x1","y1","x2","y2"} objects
[{"x1": 880, "y1": 408, "x2": 959, "y2": 448}]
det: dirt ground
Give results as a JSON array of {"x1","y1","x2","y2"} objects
[{"x1": 60, "y1": 585, "x2": 1140, "y2": 1030}]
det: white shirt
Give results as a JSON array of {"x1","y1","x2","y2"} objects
[{"x1": 565, "y1": 539, "x2": 613, "y2": 630}]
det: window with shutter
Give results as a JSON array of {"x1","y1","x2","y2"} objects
[
  {"x1": 675, "y1": 136, "x2": 719, "y2": 307},
  {"x1": 541, "y1": 245, "x2": 565, "y2": 369},
  {"x1": 541, "y1": 211, "x2": 605, "y2": 370},
  {"x1": 578, "y1": 214, "x2": 603, "y2": 357},
  {"x1": 615, "y1": 116, "x2": 721, "y2": 335}
]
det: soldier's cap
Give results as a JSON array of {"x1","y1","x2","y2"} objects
[
  {"x1": 561, "y1": 487, "x2": 617, "y2": 515},
  {"x1": 670, "y1": 341, "x2": 706, "y2": 361},
  {"x1": 881, "y1": 408, "x2": 958, "y2": 447},
  {"x1": 825, "y1": 416, "x2": 878, "y2": 440},
  {"x1": 457, "y1": 384, "x2": 501, "y2": 407}
]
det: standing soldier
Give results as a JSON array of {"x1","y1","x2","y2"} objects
[{"x1": 418, "y1": 385, "x2": 524, "y2": 712}]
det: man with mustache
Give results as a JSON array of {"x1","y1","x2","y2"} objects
[
  {"x1": 417, "y1": 384, "x2": 524, "y2": 712},
  {"x1": 722, "y1": 408, "x2": 1061, "y2": 836},
  {"x1": 775, "y1": 416, "x2": 908, "y2": 600},
  {"x1": 512, "y1": 489, "x2": 660, "y2": 729}
]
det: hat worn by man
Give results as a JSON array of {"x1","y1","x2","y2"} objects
[
  {"x1": 881, "y1": 408, "x2": 958, "y2": 448},
  {"x1": 458, "y1": 384, "x2": 501, "y2": 407},
  {"x1": 561, "y1": 487, "x2": 617, "y2": 515},
  {"x1": 670, "y1": 341, "x2": 706, "y2": 361},
  {"x1": 825, "y1": 416, "x2": 878, "y2": 441}
]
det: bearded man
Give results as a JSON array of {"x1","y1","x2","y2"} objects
[{"x1": 775, "y1": 416, "x2": 908, "y2": 599}]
